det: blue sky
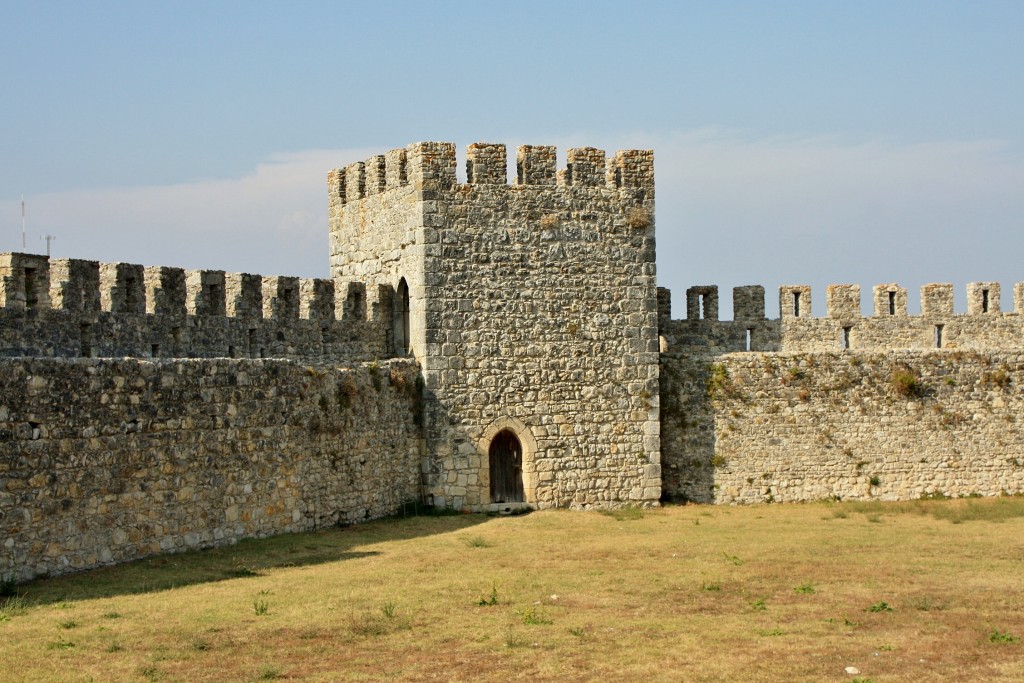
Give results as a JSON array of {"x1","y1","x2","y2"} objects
[{"x1": 2, "y1": 1, "x2": 1022, "y2": 317}]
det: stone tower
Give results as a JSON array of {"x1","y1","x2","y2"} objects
[{"x1": 329, "y1": 141, "x2": 661, "y2": 510}]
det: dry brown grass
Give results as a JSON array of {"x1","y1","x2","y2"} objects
[{"x1": 2, "y1": 498, "x2": 1023, "y2": 682}]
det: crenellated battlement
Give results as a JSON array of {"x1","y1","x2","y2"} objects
[
  {"x1": 2, "y1": 253, "x2": 340, "y2": 321},
  {"x1": 0, "y1": 252, "x2": 51, "y2": 310},
  {"x1": 0, "y1": 252, "x2": 398, "y2": 361},
  {"x1": 668, "y1": 281, "x2": 1023, "y2": 321},
  {"x1": 328, "y1": 148, "x2": 410, "y2": 207},
  {"x1": 660, "y1": 281, "x2": 1024, "y2": 354},
  {"x1": 327, "y1": 141, "x2": 654, "y2": 209}
]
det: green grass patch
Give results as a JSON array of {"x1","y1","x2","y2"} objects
[
  {"x1": 835, "y1": 495, "x2": 1024, "y2": 524},
  {"x1": 599, "y1": 506, "x2": 645, "y2": 521}
]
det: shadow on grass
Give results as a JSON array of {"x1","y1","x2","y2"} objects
[{"x1": 17, "y1": 510, "x2": 491, "y2": 605}]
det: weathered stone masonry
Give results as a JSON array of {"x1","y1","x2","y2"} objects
[
  {"x1": 659, "y1": 284, "x2": 1024, "y2": 503},
  {"x1": 328, "y1": 142, "x2": 661, "y2": 510},
  {"x1": 1, "y1": 252, "x2": 386, "y2": 362},
  {"x1": 0, "y1": 358, "x2": 422, "y2": 582},
  {"x1": 2, "y1": 139, "x2": 1023, "y2": 582}
]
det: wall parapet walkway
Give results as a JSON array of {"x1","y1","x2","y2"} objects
[
  {"x1": 659, "y1": 282, "x2": 1024, "y2": 354},
  {"x1": 0, "y1": 252, "x2": 397, "y2": 362}
]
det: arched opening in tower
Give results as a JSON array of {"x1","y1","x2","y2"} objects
[
  {"x1": 394, "y1": 278, "x2": 410, "y2": 355},
  {"x1": 489, "y1": 429, "x2": 524, "y2": 504}
]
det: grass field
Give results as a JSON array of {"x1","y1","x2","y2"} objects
[{"x1": 2, "y1": 497, "x2": 1023, "y2": 682}]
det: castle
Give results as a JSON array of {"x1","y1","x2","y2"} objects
[{"x1": 2, "y1": 141, "x2": 1022, "y2": 581}]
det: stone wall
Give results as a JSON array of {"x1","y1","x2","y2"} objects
[
  {"x1": 0, "y1": 358, "x2": 423, "y2": 581},
  {"x1": 661, "y1": 349, "x2": 1024, "y2": 504},
  {"x1": 659, "y1": 353, "x2": 716, "y2": 502},
  {"x1": 328, "y1": 144, "x2": 430, "y2": 360},
  {"x1": 661, "y1": 283, "x2": 1024, "y2": 504},
  {"x1": 659, "y1": 282, "x2": 1024, "y2": 356},
  {"x1": 418, "y1": 143, "x2": 661, "y2": 509},
  {"x1": 780, "y1": 282, "x2": 1024, "y2": 353},
  {"x1": 0, "y1": 252, "x2": 388, "y2": 362}
]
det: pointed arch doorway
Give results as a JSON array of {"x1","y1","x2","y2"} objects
[
  {"x1": 489, "y1": 430, "x2": 524, "y2": 504},
  {"x1": 480, "y1": 416, "x2": 537, "y2": 508}
]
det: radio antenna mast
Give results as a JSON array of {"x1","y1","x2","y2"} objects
[{"x1": 40, "y1": 234, "x2": 56, "y2": 257}]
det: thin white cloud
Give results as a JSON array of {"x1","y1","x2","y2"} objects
[
  {"x1": 646, "y1": 129, "x2": 1024, "y2": 316},
  {"x1": 1, "y1": 147, "x2": 382, "y2": 277}
]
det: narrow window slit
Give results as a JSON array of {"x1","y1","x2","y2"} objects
[
  {"x1": 888, "y1": 291, "x2": 896, "y2": 315},
  {"x1": 935, "y1": 324, "x2": 944, "y2": 348},
  {"x1": 841, "y1": 326, "x2": 852, "y2": 351},
  {"x1": 982, "y1": 289, "x2": 989, "y2": 313},
  {"x1": 80, "y1": 323, "x2": 92, "y2": 357},
  {"x1": 793, "y1": 291, "x2": 801, "y2": 317},
  {"x1": 393, "y1": 278, "x2": 410, "y2": 355},
  {"x1": 349, "y1": 290, "x2": 363, "y2": 320},
  {"x1": 745, "y1": 328, "x2": 752, "y2": 352}
]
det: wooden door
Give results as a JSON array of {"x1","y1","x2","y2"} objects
[{"x1": 489, "y1": 430, "x2": 524, "y2": 503}]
